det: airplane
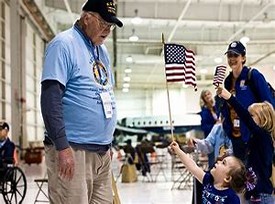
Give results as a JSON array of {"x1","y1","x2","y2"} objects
[{"x1": 117, "y1": 113, "x2": 201, "y2": 135}]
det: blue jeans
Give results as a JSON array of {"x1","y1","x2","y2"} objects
[{"x1": 248, "y1": 193, "x2": 274, "y2": 204}]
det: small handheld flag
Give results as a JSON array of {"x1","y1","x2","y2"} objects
[{"x1": 213, "y1": 65, "x2": 227, "y2": 87}]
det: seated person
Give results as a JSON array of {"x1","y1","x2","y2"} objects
[
  {"x1": 0, "y1": 122, "x2": 15, "y2": 169},
  {"x1": 135, "y1": 139, "x2": 155, "y2": 176},
  {"x1": 123, "y1": 139, "x2": 136, "y2": 164}
]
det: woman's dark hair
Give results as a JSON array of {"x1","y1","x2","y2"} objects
[{"x1": 241, "y1": 53, "x2": 246, "y2": 64}]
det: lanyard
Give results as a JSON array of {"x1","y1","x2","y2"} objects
[
  {"x1": 90, "y1": 45, "x2": 100, "y2": 63},
  {"x1": 74, "y1": 23, "x2": 108, "y2": 87},
  {"x1": 74, "y1": 22, "x2": 100, "y2": 63}
]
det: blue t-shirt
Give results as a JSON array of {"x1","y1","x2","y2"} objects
[
  {"x1": 202, "y1": 172, "x2": 240, "y2": 204},
  {"x1": 41, "y1": 24, "x2": 117, "y2": 145}
]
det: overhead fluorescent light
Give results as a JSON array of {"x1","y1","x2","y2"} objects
[
  {"x1": 125, "y1": 68, "x2": 132, "y2": 73},
  {"x1": 129, "y1": 29, "x2": 139, "y2": 42},
  {"x1": 200, "y1": 68, "x2": 208, "y2": 74},
  {"x1": 240, "y1": 36, "x2": 250, "y2": 45},
  {"x1": 123, "y1": 83, "x2": 130, "y2": 88},
  {"x1": 123, "y1": 76, "x2": 131, "y2": 82},
  {"x1": 126, "y1": 56, "x2": 133, "y2": 63},
  {"x1": 122, "y1": 88, "x2": 129, "y2": 93},
  {"x1": 214, "y1": 57, "x2": 222, "y2": 64},
  {"x1": 131, "y1": 9, "x2": 142, "y2": 25}
]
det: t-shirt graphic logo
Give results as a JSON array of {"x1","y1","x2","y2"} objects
[{"x1": 92, "y1": 61, "x2": 108, "y2": 86}]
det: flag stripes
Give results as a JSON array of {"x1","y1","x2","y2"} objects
[
  {"x1": 213, "y1": 65, "x2": 227, "y2": 86},
  {"x1": 164, "y1": 43, "x2": 197, "y2": 90}
]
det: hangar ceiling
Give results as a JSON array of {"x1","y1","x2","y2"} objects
[{"x1": 33, "y1": 0, "x2": 275, "y2": 90}]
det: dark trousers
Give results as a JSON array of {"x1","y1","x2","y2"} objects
[{"x1": 192, "y1": 178, "x2": 202, "y2": 204}]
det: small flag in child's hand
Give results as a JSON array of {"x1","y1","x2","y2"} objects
[
  {"x1": 213, "y1": 65, "x2": 227, "y2": 87},
  {"x1": 164, "y1": 43, "x2": 197, "y2": 91}
]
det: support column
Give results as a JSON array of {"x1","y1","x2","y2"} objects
[{"x1": 10, "y1": 0, "x2": 24, "y2": 147}]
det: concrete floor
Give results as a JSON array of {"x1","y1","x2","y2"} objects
[{"x1": 0, "y1": 149, "x2": 193, "y2": 204}]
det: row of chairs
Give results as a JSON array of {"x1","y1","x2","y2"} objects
[{"x1": 116, "y1": 142, "x2": 168, "y2": 183}]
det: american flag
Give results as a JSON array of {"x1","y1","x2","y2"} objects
[
  {"x1": 164, "y1": 43, "x2": 197, "y2": 90},
  {"x1": 213, "y1": 65, "x2": 227, "y2": 87}
]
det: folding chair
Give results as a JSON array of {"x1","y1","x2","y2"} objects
[
  {"x1": 34, "y1": 178, "x2": 49, "y2": 203},
  {"x1": 135, "y1": 142, "x2": 163, "y2": 182}
]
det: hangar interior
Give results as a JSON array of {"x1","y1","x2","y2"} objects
[{"x1": 0, "y1": 0, "x2": 275, "y2": 203}]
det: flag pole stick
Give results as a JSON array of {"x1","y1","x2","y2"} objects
[{"x1": 162, "y1": 33, "x2": 174, "y2": 141}]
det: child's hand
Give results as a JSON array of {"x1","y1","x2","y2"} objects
[
  {"x1": 216, "y1": 87, "x2": 231, "y2": 100},
  {"x1": 169, "y1": 141, "x2": 180, "y2": 154},
  {"x1": 187, "y1": 138, "x2": 197, "y2": 147}
]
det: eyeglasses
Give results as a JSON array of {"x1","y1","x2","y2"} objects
[
  {"x1": 88, "y1": 12, "x2": 116, "y2": 31},
  {"x1": 227, "y1": 52, "x2": 240, "y2": 58}
]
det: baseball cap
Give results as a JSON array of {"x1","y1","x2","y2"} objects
[
  {"x1": 0, "y1": 122, "x2": 9, "y2": 131},
  {"x1": 225, "y1": 41, "x2": 246, "y2": 55},
  {"x1": 82, "y1": 0, "x2": 123, "y2": 27}
]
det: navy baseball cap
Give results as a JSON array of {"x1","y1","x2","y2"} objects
[
  {"x1": 0, "y1": 122, "x2": 9, "y2": 131},
  {"x1": 225, "y1": 41, "x2": 246, "y2": 55},
  {"x1": 82, "y1": 0, "x2": 123, "y2": 27}
]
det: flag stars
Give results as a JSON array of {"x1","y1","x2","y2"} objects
[
  {"x1": 165, "y1": 45, "x2": 185, "y2": 64},
  {"x1": 164, "y1": 43, "x2": 197, "y2": 91}
]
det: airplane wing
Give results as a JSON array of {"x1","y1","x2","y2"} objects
[{"x1": 118, "y1": 113, "x2": 201, "y2": 134}]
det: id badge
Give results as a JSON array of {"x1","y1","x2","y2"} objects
[
  {"x1": 100, "y1": 92, "x2": 113, "y2": 118},
  {"x1": 233, "y1": 119, "x2": 240, "y2": 127}
]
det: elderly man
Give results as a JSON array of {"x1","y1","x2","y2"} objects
[{"x1": 40, "y1": 0, "x2": 123, "y2": 203}]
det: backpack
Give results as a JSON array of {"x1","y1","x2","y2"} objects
[{"x1": 247, "y1": 67, "x2": 275, "y2": 108}]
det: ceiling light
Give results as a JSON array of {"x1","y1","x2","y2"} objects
[
  {"x1": 122, "y1": 88, "x2": 129, "y2": 93},
  {"x1": 123, "y1": 76, "x2": 131, "y2": 82},
  {"x1": 131, "y1": 9, "x2": 142, "y2": 25},
  {"x1": 129, "y1": 29, "x2": 139, "y2": 42},
  {"x1": 240, "y1": 36, "x2": 250, "y2": 45},
  {"x1": 123, "y1": 83, "x2": 130, "y2": 88},
  {"x1": 200, "y1": 68, "x2": 208, "y2": 74},
  {"x1": 214, "y1": 57, "x2": 222, "y2": 64},
  {"x1": 263, "y1": 12, "x2": 270, "y2": 23},
  {"x1": 126, "y1": 56, "x2": 133, "y2": 63},
  {"x1": 125, "y1": 68, "x2": 132, "y2": 73}
]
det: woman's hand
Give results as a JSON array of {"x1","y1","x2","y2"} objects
[{"x1": 216, "y1": 87, "x2": 231, "y2": 100}]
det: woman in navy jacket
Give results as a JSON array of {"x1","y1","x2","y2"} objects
[
  {"x1": 222, "y1": 41, "x2": 274, "y2": 163},
  {"x1": 217, "y1": 87, "x2": 274, "y2": 203}
]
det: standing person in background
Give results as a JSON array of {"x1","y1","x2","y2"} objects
[
  {"x1": 199, "y1": 89, "x2": 220, "y2": 168},
  {"x1": 221, "y1": 41, "x2": 274, "y2": 163},
  {"x1": 217, "y1": 87, "x2": 275, "y2": 204},
  {"x1": 40, "y1": 0, "x2": 123, "y2": 203}
]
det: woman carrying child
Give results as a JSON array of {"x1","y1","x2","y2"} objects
[{"x1": 217, "y1": 87, "x2": 274, "y2": 203}]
